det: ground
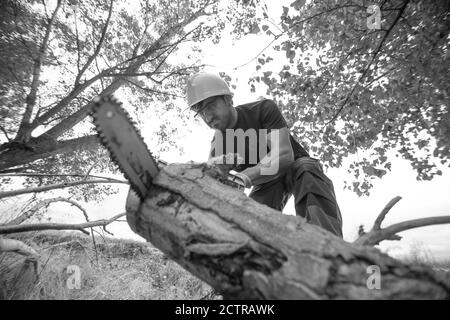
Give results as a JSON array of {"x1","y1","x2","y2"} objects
[{"x1": 0, "y1": 231, "x2": 219, "y2": 300}]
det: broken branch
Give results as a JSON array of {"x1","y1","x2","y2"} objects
[
  {"x1": 354, "y1": 196, "x2": 450, "y2": 246},
  {"x1": 0, "y1": 237, "x2": 39, "y2": 257},
  {"x1": 373, "y1": 196, "x2": 402, "y2": 230},
  {"x1": 0, "y1": 213, "x2": 126, "y2": 235},
  {"x1": 355, "y1": 215, "x2": 450, "y2": 246}
]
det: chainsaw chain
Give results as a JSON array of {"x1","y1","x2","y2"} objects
[{"x1": 89, "y1": 95, "x2": 159, "y2": 199}]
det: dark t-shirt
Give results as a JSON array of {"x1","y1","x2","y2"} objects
[{"x1": 209, "y1": 99, "x2": 309, "y2": 172}]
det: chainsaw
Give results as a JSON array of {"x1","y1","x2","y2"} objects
[{"x1": 89, "y1": 95, "x2": 245, "y2": 199}]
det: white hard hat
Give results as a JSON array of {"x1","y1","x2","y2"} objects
[{"x1": 186, "y1": 73, "x2": 233, "y2": 108}]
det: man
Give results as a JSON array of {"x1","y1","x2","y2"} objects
[{"x1": 186, "y1": 72, "x2": 343, "y2": 237}]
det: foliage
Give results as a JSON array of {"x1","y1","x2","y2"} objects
[{"x1": 248, "y1": 0, "x2": 449, "y2": 195}]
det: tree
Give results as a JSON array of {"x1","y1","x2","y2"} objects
[
  {"x1": 247, "y1": 0, "x2": 449, "y2": 195},
  {"x1": 0, "y1": 0, "x2": 205, "y2": 197},
  {"x1": 0, "y1": 0, "x2": 261, "y2": 202}
]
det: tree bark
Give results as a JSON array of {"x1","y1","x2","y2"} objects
[
  {"x1": 126, "y1": 163, "x2": 450, "y2": 299},
  {"x1": 0, "y1": 135, "x2": 99, "y2": 172}
]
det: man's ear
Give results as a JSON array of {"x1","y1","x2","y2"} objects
[{"x1": 223, "y1": 95, "x2": 233, "y2": 108}]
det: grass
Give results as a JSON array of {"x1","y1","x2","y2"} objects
[
  {"x1": 398, "y1": 241, "x2": 450, "y2": 272},
  {"x1": 0, "y1": 231, "x2": 217, "y2": 300}
]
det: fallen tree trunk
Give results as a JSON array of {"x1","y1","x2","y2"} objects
[{"x1": 126, "y1": 163, "x2": 450, "y2": 299}]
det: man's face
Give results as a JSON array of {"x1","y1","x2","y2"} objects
[{"x1": 191, "y1": 96, "x2": 231, "y2": 131}]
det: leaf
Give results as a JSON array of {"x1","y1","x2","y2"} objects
[
  {"x1": 286, "y1": 50, "x2": 295, "y2": 60},
  {"x1": 294, "y1": 22, "x2": 303, "y2": 33},
  {"x1": 250, "y1": 23, "x2": 260, "y2": 34},
  {"x1": 290, "y1": 0, "x2": 306, "y2": 11}
]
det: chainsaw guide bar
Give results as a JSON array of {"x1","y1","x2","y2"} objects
[{"x1": 90, "y1": 96, "x2": 160, "y2": 199}]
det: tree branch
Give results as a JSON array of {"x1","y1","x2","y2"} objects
[
  {"x1": 74, "y1": 0, "x2": 114, "y2": 87},
  {"x1": 11, "y1": 3, "x2": 35, "y2": 59},
  {"x1": 0, "y1": 178, "x2": 127, "y2": 200},
  {"x1": 354, "y1": 195, "x2": 450, "y2": 246},
  {"x1": 0, "y1": 135, "x2": 100, "y2": 172},
  {"x1": 33, "y1": 34, "x2": 180, "y2": 140},
  {"x1": 73, "y1": 4, "x2": 82, "y2": 74},
  {"x1": 105, "y1": 71, "x2": 167, "y2": 77},
  {"x1": 355, "y1": 215, "x2": 450, "y2": 246},
  {"x1": 123, "y1": 78, "x2": 184, "y2": 98},
  {"x1": 0, "y1": 125, "x2": 12, "y2": 142},
  {"x1": 15, "y1": 0, "x2": 62, "y2": 142},
  {"x1": 142, "y1": 24, "x2": 201, "y2": 82},
  {"x1": 117, "y1": 40, "x2": 181, "y2": 70},
  {"x1": 131, "y1": 18, "x2": 153, "y2": 58},
  {"x1": 41, "y1": 0, "x2": 50, "y2": 19},
  {"x1": 306, "y1": 46, "x2": 366, "y2": 112},
  {"x1": 4, "y1": 197, "x2": 51, "y2": 226},
  {"x1": 83, "y1": 160, "x2": 99, "y2": 180},
  {"x1": 0, "y1": 213, "x2": 126, "y2": 235},
  {"x1": 0, "y1": 173, "x2": 125, "y2": 183},
  {"x1": 234, "y1": 4, "x2": 369, "y2": 70},
  {"x1": 158, "y1": 65, "x2": 200, "y2": 82},
  {"x1": 31, "y1": 68, "x2": 110, "y2": 133},
  {"x1": 0, "y1": 237, "x2": 39, "y2": 257},
  {"x1": 3, "y1": 194, "x2": 100, "y2": 262},
  {"x1": 4, "y1": 196, "x2": 91, "y2": 226},
  {"x1": 0, "y1": 167, "x2": 33, "y2": 174},
  {"x1": 6, "y1": 65, "x2": 27, "y2": 95},
  {"x1": 29, "y1": 5, "x2": 210, "y2": 141},
  {"x1": 94, "y1": 55, "x2": 106, "y2": 91},
  {"x1": 325, "y1": 0, "x2": 410, "y2": 126},
  {"x1": 372, "y1": 196, "x2": 402, "y2": 230}
]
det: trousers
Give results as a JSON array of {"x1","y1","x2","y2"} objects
[{"x1": 249, "y1": 157, "x2": 343, "y2": 237}]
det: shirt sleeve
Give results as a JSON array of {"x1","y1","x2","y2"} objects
[{"x1": 259, "y1": 99, "x2": 289, "y2": 130}]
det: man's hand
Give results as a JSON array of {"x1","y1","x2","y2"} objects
[
  {"x1": 229, "y1": 171, "x2": 252, "y2": 189},
  {"x1": 207, "y1": 153, "x2": 244, "y2": 175}
]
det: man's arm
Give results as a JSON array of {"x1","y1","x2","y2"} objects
[
  {"x1": 237, "y1": 127, "x2": 294, "y2": 186},
  {"x1": 207, "y1": 132, "x2": 243, "y2": 175}
]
